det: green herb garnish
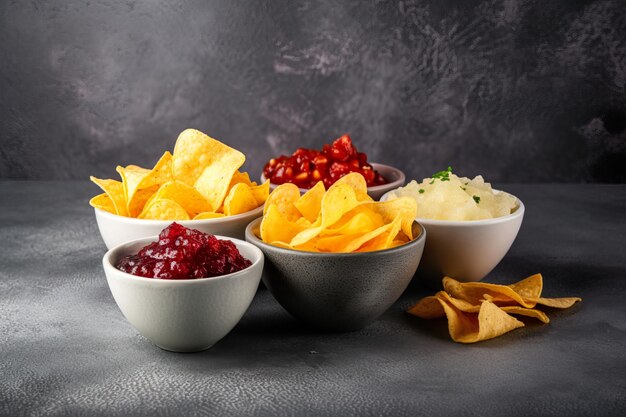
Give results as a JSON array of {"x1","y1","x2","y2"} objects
[
  {"x1": 460, "y1": 186, "x2": 466, "y2": 191},
  {"x1": 419, "y1": 189, "x2": 425, "y2": 194},
  {"x1": 473, "y1": 195, "x2": 480, "y2": 204},
  {"x1": 430, "y1": 166, "x2": 452, "y2": 184}
]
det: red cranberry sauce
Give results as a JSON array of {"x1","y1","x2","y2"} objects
[{"x1": 116, "y1": 223, "x2": 252, "y2": 279}]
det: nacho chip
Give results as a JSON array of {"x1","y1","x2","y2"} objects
[
  {"x1": 89, "y1": 193, "x2": 116, "y2": 214},
  {"x1": 500, "y1": 306, "x2": 550, "y2": 323},
  {"x1": 223, "y1": 183, "x2": 259, "y2": 216},
  {"x1": 139, "y1": 199, "x2": 189, "y2": 220},
  {"x1": 153, "y1": 180, "x2": 211, "y2": 217},
  {"x1": 193, "y1": 212, "x2": 226, "y2": 220},
  {"x1": 249, "y1": 181, "x2": 270, "y2": 206},
  {"x1": 172, "y1": 129, "x2": 245, "y2": 187},
  {"x1": 229, "y1": 171, "x2": 254, "y2": 188},
  {"x1": 443, "y1": 276, "x2": 538, "y2": 308},
  {"x1": 89, "y1": 177, "x2": 128, "y2": 216},
  {"x1": 439, "y1": 298, "x2": 524, "y2": 344},
  {"x1": 537, "y1": 297, "x2": 582, "y2": 309},
  {"x1": 407, "y1": 295, "x2": 445, "y2": 319},
  {"x1": 408, "y1": 274, "x2": 581, "y2": 343},
  {"x1": 117, "y1": 152, "x2": 173, "y2": 217}
]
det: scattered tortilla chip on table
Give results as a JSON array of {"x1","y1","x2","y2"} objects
[{"x1": 408, "y1": 274, "x2": 581, "y2": 343}]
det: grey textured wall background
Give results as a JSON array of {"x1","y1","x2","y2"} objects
[{"x1": 0, "y1": 0, "x2": 624, "y2": 182}]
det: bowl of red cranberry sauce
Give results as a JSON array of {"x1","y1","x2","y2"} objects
[
  {"x1": 261, "y1": 135, "x2": 405, "y2": 200},
  {"x1": 102, "y1": 223, "x2": 264, "y2": 352}
]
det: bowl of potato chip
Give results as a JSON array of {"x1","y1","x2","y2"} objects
[
  {"x1": 90, "y1": 129, "x2": 269, "y2": 249},
  {"x1": 245, "y1": 173, "x2": 426, "y2": 332},
  {"x1": 382, "y1": 167, "x2": 524, "y2": 287}
]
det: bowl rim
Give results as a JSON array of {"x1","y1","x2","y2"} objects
[
  {"x1": 103, "y1": 234, "x2": 264, "y2": 283},
  {"x1": 259, "y1": 162, "x2": 405, "y2": 193},
  {"x1": 94, "y1": 203, "x2": 264, "y2": 225},
  {"x1": 379, "y1": 189, "x2": 525, "y2": 226},
  {"x1": 245, "y1": 217, "x2": 426, "y2": 257}
]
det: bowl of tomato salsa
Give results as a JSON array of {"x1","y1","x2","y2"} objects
[{"x1": 261, "y1": 135, "x2": 405, "y2": 200}]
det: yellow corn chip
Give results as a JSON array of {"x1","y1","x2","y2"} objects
[
  {"x1": 89, "y1": 193, "x2": 116, "y2": 214},
  {"x1": 193, "y1": 212, "x2": 226, "y2": 220},
  {"x1": 537, "y1": 297, "x2": 582, "y2": 309},
  {"x1": 154, "y1": 180, "x2": 211, "y2": 217},
  {"x1": 249, "y1": 181, "x2": 270, "y2": 206},
  {"x1": 117, "y1": 152, "x2": 173, "y2": 217},
  {"x1": 440, "y1": 298, "x2": 525, "y2": 343},
  {"x1": 89, "y1": 177, "x2": 128, "y2": 216},
  {"x1": 223, "y1": 183, "x2": 259, "y2": 216},
  {"x1": 172, "y1": 129, "x2": 245, "y2": 187},
  {"x1": 139, "y1": 199, "x2": 189, "y2": 220}
]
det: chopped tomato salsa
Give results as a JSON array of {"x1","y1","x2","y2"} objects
[{"x1": 263, "y1": 135, "x2": 387, "y2": 189}]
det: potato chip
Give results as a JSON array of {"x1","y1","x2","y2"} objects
[
  {"x1": 172, "y1": 129, "x2": 245, "y2": 186},
  {"x1": 224, "y1": 183, "x2": 259, "y2": 216},
  {"x1": 289, "y1": 183, "x2": 361, "y2": 247},
  {"x1": 260, "y1": 204, "x2": 309, "y2": 244},
  {"x1": 153, "y1": 180, "x2": 210, "y2": 217},
  {"x1": 356, "y1": 197, "x2": 417, "y2": 240},
  {"x1": 193, "y1": 212, "x2": 226, "y2": 220},
  {"x1": 139, "y1": 199, "x2": 189, "y2": 220},
  {"x1": 332, "y1": 172, "x2": 371, "y2": 202},
  {"x1": 89, "y1": 193, "x2": 116, "y2": 214},
  {"x1": 321, "y1": 211, "x2": 382, "y2": 237},
  {"x1": 294, "y1": 181, "x2": 325, "y2": 222},
  {"x1": 259, "y1": 173, "x2": 417, "y2": 253},
  {"x1": 263, "y1": 183, "x2": 301, "y2": 220},
  {"x1": 89, "y1": 177, "x2": 128, "y2": 216}
]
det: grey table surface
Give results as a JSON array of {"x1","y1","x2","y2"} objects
[{"x1": 1, "y1": 181, "x2": 625, "y2": 417}]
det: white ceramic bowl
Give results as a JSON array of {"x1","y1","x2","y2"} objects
[
  {"x1": 381, "y1": 190, "x2": 524, "y2": 287},
  {"x1": 261, "y1": 162, "x2": 405, "y2": 201},
  {"x1": 94, "y1": 205, "x2": 263, "y2": 250},
  {"x1": 102, "y1": 235, "x2": 264, "y2": 352}
]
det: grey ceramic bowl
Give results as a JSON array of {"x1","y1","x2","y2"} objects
[{"x1": 245, "y1": 218, "x2": 426, "y2": 332}]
